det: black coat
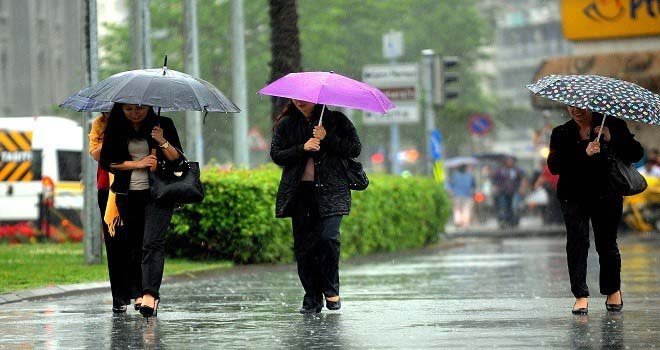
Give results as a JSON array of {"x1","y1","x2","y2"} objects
[
  {"x1": 100, "y1": 115, "x2": 183, "y2": 195},
  {"x1": 547, "y1": 114, "x2": 643, "y2": 200},
  {"x1": 270, "y1": 107, "x2": 361, "y2": 218}
]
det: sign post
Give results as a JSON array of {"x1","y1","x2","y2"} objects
[{"x1": 362, "y1": 63, "x2": 419, "y2": 174}]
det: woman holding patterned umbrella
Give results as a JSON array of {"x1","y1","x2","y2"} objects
[{"x1": 528, "y1": 75, "x2": 655, "y2": 315}]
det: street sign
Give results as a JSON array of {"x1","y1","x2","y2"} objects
[
  {"x1": 467, "y1": 114, "x2": 493, "y2": 136},
  {"x1": 382, "y1": 31, "x2": 404, "y2": 60},
  {"x1": 362, "y1": 63, "x2": 419, "y2": 125},
  {"x1": 429, "y1": 129, "x2": 443, "y2": 161}
]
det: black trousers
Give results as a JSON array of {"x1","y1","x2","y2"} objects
[
  {"x1": 98, "y1": 189, "x2": 141, "y2": 306},
  {"x1": 560, "y1": 195, "x2": 623, "y2": 298},
  {"x1": 116, "y1": 190, "x2": 173, "y2": 299},
  {"x1": 291, "y1": 182, "x2": 342, "y2": 305}
]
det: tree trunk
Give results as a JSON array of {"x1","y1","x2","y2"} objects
[{"x1": 268, "y1": 0, "x2": 302, "y2": 121}]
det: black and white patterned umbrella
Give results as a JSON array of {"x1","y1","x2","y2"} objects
[{"x1": 527, "y1": 74, "x2": 660, "y2": 126}]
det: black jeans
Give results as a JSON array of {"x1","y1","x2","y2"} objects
[
  {"x1": 291, "y1": 182, "x2": 342, "y2": 305},
  {"x1": 560, "y1": 195, "x2": 623, "y2": 298},
  {"x1": 116, "y1": 190, "x2": 174, "y2": 300},
  {"x1": 99, "y1": 189, "x2": 141, "y2": 306}
]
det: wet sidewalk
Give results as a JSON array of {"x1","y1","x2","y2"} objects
[{"x1": 0, "y1": 234, "x2": 659, "y2": 349}]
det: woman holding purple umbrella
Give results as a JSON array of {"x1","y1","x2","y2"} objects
[
  {"x1": 548, "y1": 105, "x2": 643, "y2": 315},
  {"x1": 270, "y1": 99, "x2": 361, "y2": 314}
]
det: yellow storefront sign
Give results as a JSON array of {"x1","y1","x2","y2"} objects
[{"x1": 561, "y1": 0, "x2": 660, "y2": 40}]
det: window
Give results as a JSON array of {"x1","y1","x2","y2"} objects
[
  {"x1": 57, "y1": 150, "x2": 81, "y2": 181},
  {"x1": 31, "y1": 150, "x2": 42, "y2": 180}
]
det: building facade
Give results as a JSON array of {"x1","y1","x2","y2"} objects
[
  {"x1": 481, "y1": 0, "x2": 573, "y2": 108},
  {"x1": 0, "y1": 0, "x2": 84, "y2": 116}
]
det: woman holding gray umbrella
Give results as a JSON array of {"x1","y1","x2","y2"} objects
[{"x1": 100, "y1": 103, "x2": 183, "y2": 318}]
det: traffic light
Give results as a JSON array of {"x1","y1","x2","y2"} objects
[{"x1": 432, "y1": 56, "x2": 460, "y2": 106}]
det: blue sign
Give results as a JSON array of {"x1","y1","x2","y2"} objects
[
  {"x1": 468, "y1": 114, "x2": 493, "y2": 136},
  {"x1": 430, "y1": 129, "x2": 443, "y2": 161}
]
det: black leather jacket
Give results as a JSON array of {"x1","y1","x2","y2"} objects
[{"x1": 270, "y1": 107, "x2": 361, "y2": 218}]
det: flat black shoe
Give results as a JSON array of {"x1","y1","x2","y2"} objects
[
  {"x1": 572, "y1": 301, "x2": 588, "y2": 315},
  {"x1": 325, "y1": 297, "x2": 341, "y2": 310},
  {"x1": 299, "y1": 297, "x2": 322, "y2": 314},
  {"x1": 112, "y1": 305, "x2": 127, "y2": 314},
  {"x1": 606, "y1": 291, "x2": 623, "y2": 312}
]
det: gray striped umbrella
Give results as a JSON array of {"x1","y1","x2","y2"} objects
[{"x1": 527, "y1": 74, "x2": 660, "y2": 126}]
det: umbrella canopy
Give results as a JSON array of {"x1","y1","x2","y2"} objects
[
  {"x1": 258, "y1": 71, "x2": 395, "y2": 114},
  {"x1": 73, "y1": 68, "x2": 240, "y2": 113},
  {"x1": 527, "y1": 74, "x2": 660, "y2": 126},
  {"x1": 444, "y1": 156, "x2": 478, "y2": 168},
  {"x1": 59, "y1": 90, "x2": 115, "y2": 112}
]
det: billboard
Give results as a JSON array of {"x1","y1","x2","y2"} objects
[{"x1": 561, "y1": 0, "x2": 660, "y2": 40}]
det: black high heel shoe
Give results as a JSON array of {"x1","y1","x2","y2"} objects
[
  {"x1": 325, "y1": 297, "x2": 341, "y2": 310},
  {"x1": 572, "y1": 300, "x2": 588, "y2": 315},
  {"x1": 140, "y1": 298, "x2": 160, "y2": 318},
  {"x1": 606, "y1": 291, "x2": 623, "y2": 312},
  {"x1": 134, "y1": 303, "x2": 142, "y2": 311}
]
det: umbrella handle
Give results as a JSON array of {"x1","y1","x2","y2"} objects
[
  {"x1": 596, "y1": 114, "x2": 606, "y2": 142},
  {"x1": 318, "y1": 104, "x2": 325, "y2": 127}
]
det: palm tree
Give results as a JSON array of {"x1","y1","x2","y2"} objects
[{"x1": 268, "y1": 0, "x2": 302, "y2": 121}]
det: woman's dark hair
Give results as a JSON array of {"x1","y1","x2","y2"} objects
[
  {"x1": 272, "y1": 101, "x2": 325, "y2": 131},
  {"x1": 106, "y1": 103, "x2": 159, "y2": 142}
]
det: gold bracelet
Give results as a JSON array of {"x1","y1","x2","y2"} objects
[{"x1": 158, "y1": 141, "x2": 170, "y2": 149}]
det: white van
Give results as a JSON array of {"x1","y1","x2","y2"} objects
[{"x1": 0, "y1": 116, "x2": 83, "y2": 223}]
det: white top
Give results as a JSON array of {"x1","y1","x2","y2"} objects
[{"x1": 128, "y1": 139, "x2": 150, "y2": 190}]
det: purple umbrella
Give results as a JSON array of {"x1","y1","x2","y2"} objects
[{"x1": 258, "y1": 71, "x2": 395, "y2": 124}]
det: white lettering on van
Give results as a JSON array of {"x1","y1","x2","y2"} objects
[{"x1": 1, "y1": 151, "x2": 32, "y2": 162}]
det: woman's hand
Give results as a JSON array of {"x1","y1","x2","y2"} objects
[
  {"x1": 594, "y1": 126, "x2": 611, "y2": 142},
  {"x1": 138, "y1": 154, "x2": 158, "y2": 169},
  {"x1": 151, "y1": 126, "x2": 166, "y2": 145},
  {"x1": 313, "y1": 125, "x2": 326, "y2": 140},
  {"x1": 304, "y1": 138, "x2": 321, "y2": 152},
  {"x1": 586, "y1": 141, "x2": 601, "y2": 156}
]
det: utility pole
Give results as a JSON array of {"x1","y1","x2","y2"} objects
[
  {"x1": 82, "y1": 0, "x2": 102, "y2": 264},
  {"x1": 184, "y1": 0, "x2": 204, "y2": 165},
  {"x1": 131, "y1": 0, "x2": 151, "y2": 69},
  {"x1": 231, "y1": 0, "x2": 249, "y2": 168},
  {"x1": 421, "y1": 49, "x2": 436, "y2": 176}
]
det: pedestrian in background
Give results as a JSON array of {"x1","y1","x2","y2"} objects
[
  {"x1": 448, "y1": 165, "x2": 475, "y2": 228},
  {"x1": 100, "y1": 103, "x2": 183, "y2": 318},
  {"x1": 89, "y1": 112, "x2": 141, "y2": 313},
  {"x1": 492, "y1": 157, "x2": 524, "y2": 228},
  {"x1": 548, "y1": 105, "x2": 643, "y2": 315},
  {"x1": 270, "y1": 99, "x2": 361, "y2": 314}
]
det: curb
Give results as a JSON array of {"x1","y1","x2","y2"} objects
[
  {"x1": 445, "y1": 225, "x2": 565, "y2": 239},
  {"x1": 0, "y1": 239, "x2": 466, "y2": 305}
]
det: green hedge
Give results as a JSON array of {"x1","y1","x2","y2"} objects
[{"x1": 166, "y1": 165, "x2": 450, "y2": 264}]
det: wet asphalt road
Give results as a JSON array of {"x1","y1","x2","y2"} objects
[{"x1": 1, "y1": 234, "x2": 659, "y2": 349}]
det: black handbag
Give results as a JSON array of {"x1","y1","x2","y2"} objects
[
  {"x1": 608, "y1": 155, "x2": 647, "y2": 196},
  {"x1": 149, "y1": 154, "x2": 205, "y2": 205},
  {"x1": 342, "y1": 158, "x2": 369, "y2": 191}
]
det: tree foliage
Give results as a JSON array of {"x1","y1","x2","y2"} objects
[{"x1": 99, "y1": 0, "x2": 493, "y2": 164}]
